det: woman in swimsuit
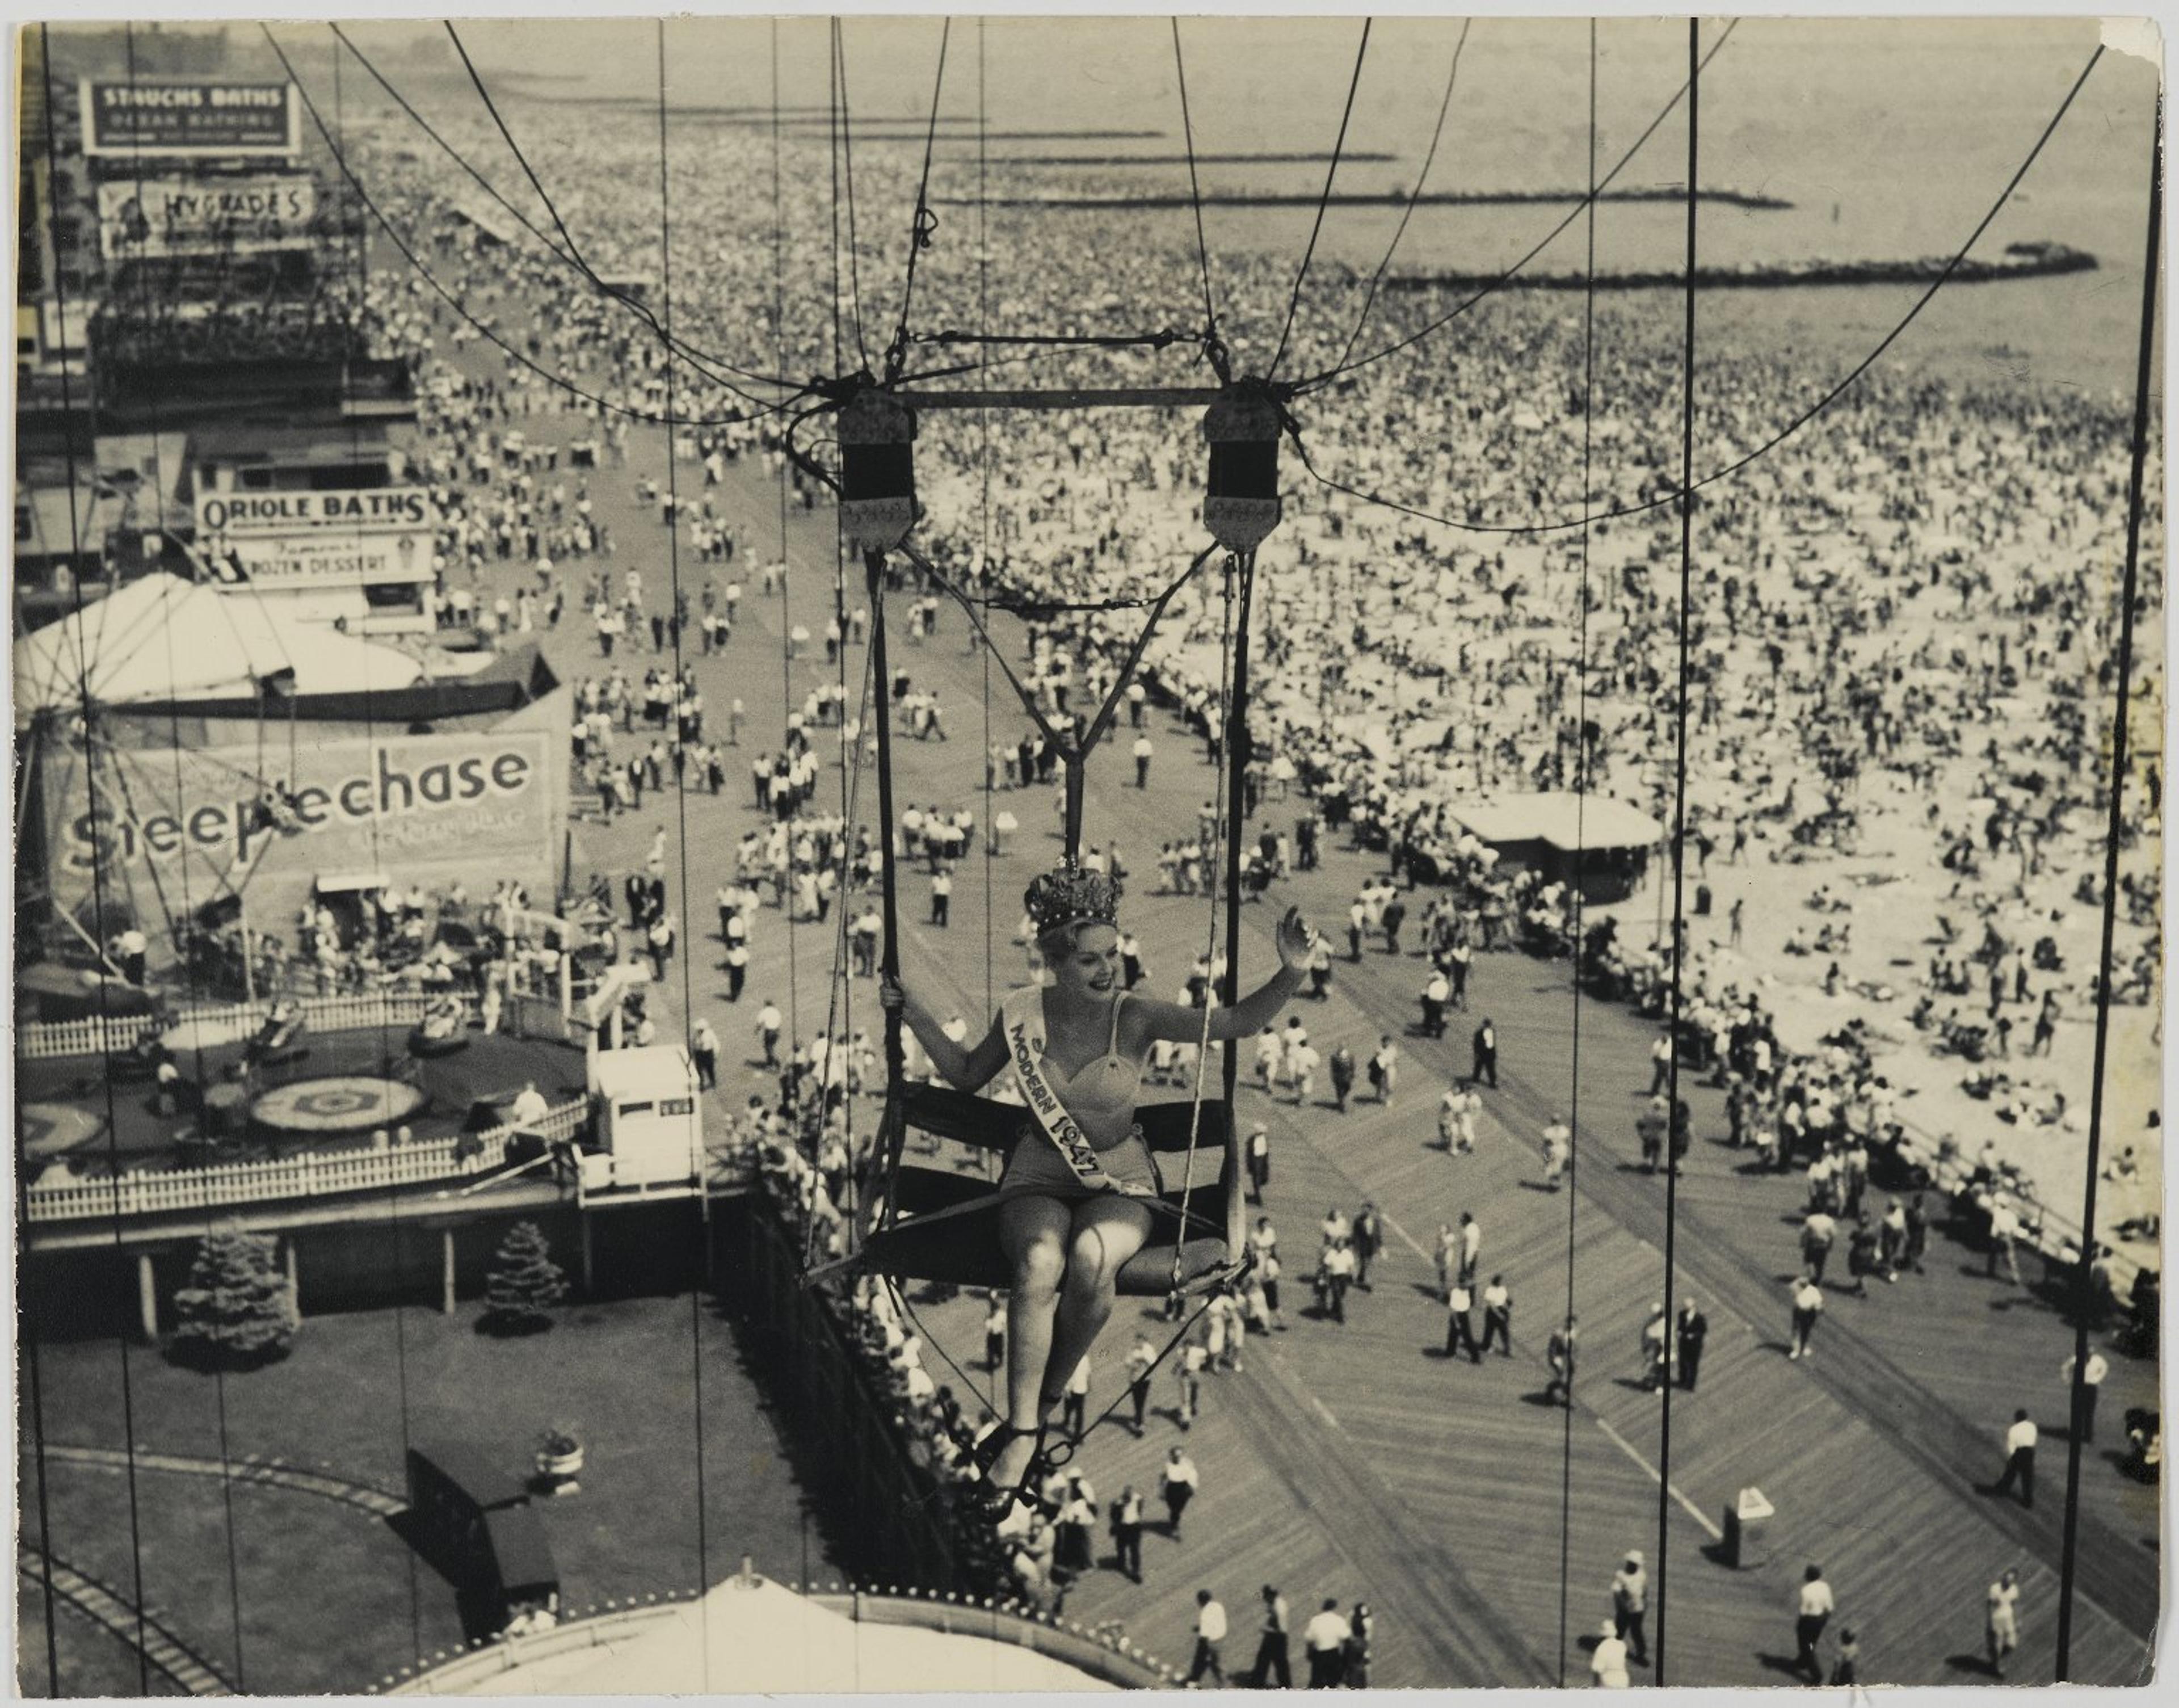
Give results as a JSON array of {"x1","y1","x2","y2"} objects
[{"x1": 884, "y1": 861, "x2": 1316, "y2": 1510}]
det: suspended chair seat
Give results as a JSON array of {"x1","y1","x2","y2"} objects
[{"x1": 857, "y1": 1084, "x2": 1242, "y2": 1295}]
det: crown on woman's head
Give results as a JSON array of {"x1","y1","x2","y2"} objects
[{"x1": 1024, "y1": 861, "x2": 1122, "y2": 937}]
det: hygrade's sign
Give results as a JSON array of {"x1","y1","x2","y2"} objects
[{"x1": 96, "y1": 175, "x2": 317, "y2": 259}]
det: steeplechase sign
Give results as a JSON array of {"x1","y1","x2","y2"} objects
[
  {"x1": 44, "y1": 730, "x2": 563, "y2": 929},
  {"x1": 79, "y1": 80, "x2": 302, "y2": 158}
]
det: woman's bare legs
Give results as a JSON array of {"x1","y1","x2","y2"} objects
[
  {"x1": 1043, "y1": 1194, "x2": 1155, "y2": 1424},
  {"x1": 994, "y1": 1194, "x2": 1071, "y2": 1493},
  {"x1": 991, "y1": 1193, "x2": 1154, "y2": 1495}
]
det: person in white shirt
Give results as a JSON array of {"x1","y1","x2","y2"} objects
[
  {"x1": 1542, "y1": 1114, "x2": 1572, "y2": 1188},
  {"x1": 1993, "y1": 1408, "x2": 2038, "y2": 1507},
  {"x1": 1445, "y1": 1281, "x2": 1480, "y2": 1361},
  {"x1": 1176, "y1": 1339, "x2": 1208, "y2": 1430},
  {"x1": 1161, "y1": 1447, "x2": 1200, "y2": 1537},
  {"x1": 1319, "y1": 1240, "x2": 1356, "y2": 1322},
  {"x1": 1453, "y1": 1087, "x2": 1480, "y2": 1154},
  {"x1": 1288, "y1": 1041, "x2": 1320, "y2": 1105},
  {"x1": 2062, "y1": 1349, "x2": 2110, "y2": 1442},
  {"x1": 1246, "y1": 1124, "x2": 1272, "y2": 1202},
  {"x1": 1124, "y1": 1333, "x2": 1157, "y2": 1434},
  {"x1": 113, "y1": 926, "x2": 149, "y2": 985},
  {"x1": 1985, "y1": 1200, "x2": 2024, "y2": 1286},
  {"x1": 1457, "y1": 1212, "x2": 1482, "y2": 1286},
  {"x1": 510, "y1": 1080, "x2": 550, "y2": 1133},
  {"x1": 1370, "y1": 1037, "x2": 1400, "y2": 1104},
  {"x1": 1985, "y1": 1568, "x2": 2021, "y2": 1676},
  {"x1": 1059, "y1": 1354, "x2": 1092, "y2": 1441},
  {"x1": 1648, "y1": 1031, "x2": 1674, "y2": 1096},
  {"x1": 1481, "y1": 1277, "x2": 1514, "y2": 1356},
  {"x1": 1793, "y1": 1566, "x2": 1836, "y2": 1681},
  {"x1": 1788, "y1": 1275, "x2": 1824, "y2": 1360},
  {"x1": 689, "y1": 1018, "x2": 720, "y2": 1089},
  {"x1": 1591, "y1": 1619, "x2": 1631, "y2": 1687},
  {"x1": 1188, "y1": 1590, "x2": 1227, "y2": 1685},
  {"x1": 1301, "y1": 1599, "x2": 1351, "y2": 1687}
]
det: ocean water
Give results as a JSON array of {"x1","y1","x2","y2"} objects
[{"x1": 347, "y1": 14, "x2": 2161, "y2": 394}]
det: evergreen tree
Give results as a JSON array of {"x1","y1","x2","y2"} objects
[
  {"x1": 483, "y1": 1221, "x2": 567, "y2": 1333},
  {"x1": 170, "y1": 1226, "x2": 298, "y2": 1369}
]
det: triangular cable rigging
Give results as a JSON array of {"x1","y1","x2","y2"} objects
[
  {"x1": 1287, "y1": 39, "x2": 2105, "y2": 539},
  {"x1": 1328, "y1": 18, "x2": 1472, "y2": 379},
  {"x1": 1268, "y1": 18, "x2": 1371, "y2": 379},
  {"x1": 881, "y1": 18, "x2": 952, "y2": 385},
  {"x1": 332, "y1": 22, "x2": 800, "y2": 398},
  {"x1": 1287, "y1": 20, "x2": 1740, "y2": 393},
  {"x1": 262, "y1": 24, "x2": 807, "y2": 432}
]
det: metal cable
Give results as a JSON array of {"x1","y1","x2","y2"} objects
[
  {"x1": 132, "y1": 18, "x2": 252, "y2": 1676},
  {"x1": 323, "y1": 30, "x2": 430, "y2": 1665},
  {"x1": 978, "y1": 18, "x2": 998, "y2": 1029},
  {"x1": 882, "y1": 18, "x2": 953, "y2": 384},
  {"x1": 833, "y1": 20, "x2": 873, "y2": 374},
  {"x1": 1289, "y1": 20, "x2": 1739, "y2": 392},
  {"x1": 1329, "y1": 18, "x2": 1471, "y2": 378},
  {"x1": 18, "y1": 28, "x2": 94, "y2": 1688},
  {"x1": 1290, "y1": 39, "x2": 2105, "y2": 539},
  {"x1": 1171, "y1": 551, "x2": 1241, "y2": 1286},
  {"x1": 654, "y1": 20, "x2": 715, "y2": 1642},
  {"x1": 261, "y1": 26, "x2": 806, "y2": 431},
  {"x1": 1169, "y1": 19, "x2": 1228, "y2": 381},
  {"x1": 1268, "y1": 18, "x2": 1372, "y2": 378},
  {"x1": 2054, "y1": 79, "x2": 2161, "y2": 1684},
  {"x1": 1652, "y1": 23, "x2": 1700, "y2": 1682},
  {"x1": 334, "y1": 22, "x2": 798, "y2": 396},
  {"x1": 1555, "y1": 17, "x2": 1599, "y2": 1684}
]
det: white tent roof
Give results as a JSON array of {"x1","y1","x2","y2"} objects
[
  {"x1": 233, "y1": 600, "x2": 430, "y2": 696},
  {"x1": 15, "y1": 574, "x2": 290, "y2": 720},
  {"x1": 1453, "y1": 791, "x2": 1665, "y2": 852},
  {"x1": 14, "y1": 573, "x2": 426, "y2": 721},
  {"x1": 455, "y1": 1578, "x2": 1118, "y2": 1696}
]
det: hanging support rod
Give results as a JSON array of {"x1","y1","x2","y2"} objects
[{"x1": 887, "y1": 385, "x2": 1234, "y2": 411}]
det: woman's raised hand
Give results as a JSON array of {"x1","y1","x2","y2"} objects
[
  {"x1": 1275, "y1": 906, "x2": 1318, "y2": 971},
  {"x1": 878, "y1": 974, "x2": 905, "y2": 1012}
]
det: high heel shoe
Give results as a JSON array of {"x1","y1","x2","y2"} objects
[
  {"x1": 969, "y1": 1402, "x2": 1074, "y2": 1521},
  {"x1": 970, "y1": 1424, "x2": 1045, "y2": 1520}
]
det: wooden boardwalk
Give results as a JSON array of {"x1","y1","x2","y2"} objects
[
  {"x1": 858, "y1": 738, "x2": 2158, "y2": 1684},
  {"x1": 659, "y1": 433, "x2": 2160, "y2": 1688}
]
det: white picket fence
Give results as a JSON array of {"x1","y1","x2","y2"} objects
[
  {"x1": 22, "y1": 1100, "x2": 586, "y2": 1225},
  {"x1": 18, "y1": 992, "x2": 472, "y2": 1061}
]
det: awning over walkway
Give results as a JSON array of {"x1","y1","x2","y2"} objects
[{"x1": 1452, "y1": 791, "x2": 1665, "y2": 852}]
